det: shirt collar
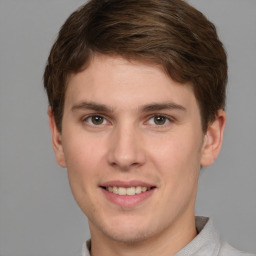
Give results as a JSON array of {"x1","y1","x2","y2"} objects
[{"x1": 175, "y1": 216, "x2": 221, "y2": 256}]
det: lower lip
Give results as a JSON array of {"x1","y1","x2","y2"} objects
[{"x1": 101, "y1": 188, "x2": 155, "y2": 207}]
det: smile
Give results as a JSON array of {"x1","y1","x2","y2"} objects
[
  {"x1": 105, "y1": 186, "x2": 151, "y2": 196},
  {"x1": 100, "y1": 181, "x2": 156, "y2": 207}
]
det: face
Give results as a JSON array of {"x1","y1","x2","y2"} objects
[{"x1": 49, "y1": 54, "x2": 225, "y2": 245}]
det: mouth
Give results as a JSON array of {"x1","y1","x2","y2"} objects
[
  {"x1": 101, "y1": 186, "x2": 155, "y2": 196},
  {"x1": 99, "y1": 181, "x2": 156, "y2": 207}
]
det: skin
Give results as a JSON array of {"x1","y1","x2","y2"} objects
[{"x1": 49, "y1": 54, "x2": 225, "y2": 256}]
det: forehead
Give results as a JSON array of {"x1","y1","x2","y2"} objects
[{"x1": 65, "y1": 54, "x2": 197, "y2": 111}]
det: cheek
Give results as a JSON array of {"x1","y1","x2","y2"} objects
[
  {"x1": 63, "y1": 126, "x2": 103, "y2": 164},
  {"x1": 151, "y1": 134, "x2": 201, "y2": 165},
  {"x1": 62, "y1": 136, "x2": 105, "y2": 213},
  {"x1": 147, "y1": 131, "x2": 202, "y2": 185},
  {"x1": 62, "y1": 133, "x2": 105, "y2": 188}
]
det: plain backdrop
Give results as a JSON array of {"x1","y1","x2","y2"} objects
[{"x1": 0, "y1": 0, "x2": 255, "y2": 255}]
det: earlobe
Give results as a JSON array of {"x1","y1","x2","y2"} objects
[
  {"x1": 200, "y1": 110, "x2": 226, "y2": 167},
  {"x1": 48, "y1": 108, "x2": 66, "y2": 168}
]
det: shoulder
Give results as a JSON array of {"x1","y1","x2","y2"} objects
[{"x1": 219, "y1": 241, "x2": 256, "y2": 256}]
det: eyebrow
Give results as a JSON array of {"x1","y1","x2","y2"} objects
[
  {"x1": 141, "y1": 102, "x2": 186, "y2": 112},
  {"x1": 71, "y1": 102, "x2": 113, "y2": 113},
  {"x1": 71, "y1": 101, "x2": 186, "y2": 113}
]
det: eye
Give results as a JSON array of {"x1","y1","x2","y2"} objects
[
  {"x1": 84, "y1": 115, "x2": 108, "y2": 126},
  {"x1": 147, "y1": 115, "x2": 171, "y2": 126}
]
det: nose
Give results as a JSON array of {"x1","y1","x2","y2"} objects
[{"x1": 107, "y1": 123, "x2": 146, "y2": 170}]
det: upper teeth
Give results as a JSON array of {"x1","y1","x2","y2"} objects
[{"x1": 107, "y1": 186, "x2": 149, "y2": 196}]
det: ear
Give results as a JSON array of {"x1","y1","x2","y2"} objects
[
  {"x1": 48, "y1": 108, "x2": 66, "y2": 168},
  {"x1": 200, "y1": 110, "x2": 226, "y2": 167}
]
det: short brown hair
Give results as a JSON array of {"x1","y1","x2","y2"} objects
[{"x1": 44, "y1": 0, "x2": 227, "y2": 132}]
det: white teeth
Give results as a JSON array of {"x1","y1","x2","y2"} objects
[
  {"x1": 127, "y1": 187, "x2": 136, "y2": 196},
  {"x1": 141, "y1": 187, "x2": 147, "y2": 192},
  {"x1": 113, "y1": 186, "x2": 118, "y2": 194},
  {"x1": 135, "y1": 186, "x2": 141, "y2": 194},
  {"x1": 118, "y1": 187, "x2": 126, "y2": 196},
  {"x1": 106, "y1": 186, "x2": 150, "y2": 196}
]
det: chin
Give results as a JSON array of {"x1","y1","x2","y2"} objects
[
  {"x1": 95, "y1": 216, "x2": 160, "y2": 245},
  {"x1": 105, "y1": 227, "x2": 154, "y2": 244}
]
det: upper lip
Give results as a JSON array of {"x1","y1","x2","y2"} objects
[{"x1": 100, "y1": 180, "x2": 156, "y2": 188}]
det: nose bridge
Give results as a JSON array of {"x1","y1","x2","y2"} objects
[{"x1": 107, "y1": 120, "x2": 145, "y2": 169}]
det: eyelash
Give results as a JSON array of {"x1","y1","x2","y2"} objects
[{"x1": 82, "y1": 114, "x2": 174, "y2": 127}]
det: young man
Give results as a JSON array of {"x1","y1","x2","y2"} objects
[{"x1": 44, "y1": 0, "x2": 254, "y2": 255}]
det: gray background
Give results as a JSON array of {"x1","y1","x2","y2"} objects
[{"x1": 0, "y1": 0, "x2": 255, "y2": 255}]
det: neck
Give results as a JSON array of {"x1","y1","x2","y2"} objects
[{"x1": 89, "y1": 214, "x2": 197, "y2": 256}]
